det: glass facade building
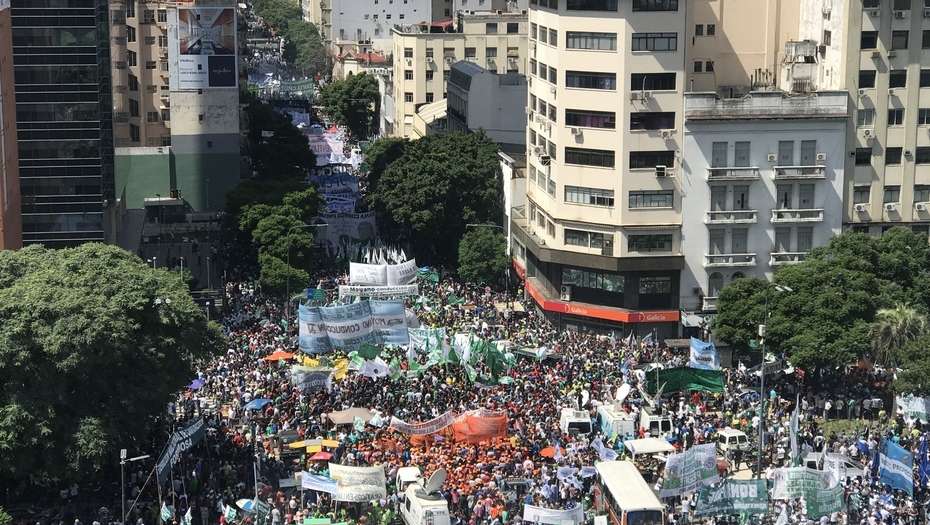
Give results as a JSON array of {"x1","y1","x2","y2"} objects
[{"x1": 11, "y1": 0, "x2": 112, "y2": 246}]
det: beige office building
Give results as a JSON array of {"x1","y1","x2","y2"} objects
[
  {"x1": 794, "y1": 0, "x2": 930, "y2": 235},
  {"x1": 390, "y1": 10, "x2": 528, "y2": 138},
  {"x1": 110, "y1": 0, "x2": 172, "y2": 149},
  {"x1": 512, "y1": 0, "x2": 801, "y2": 336}
]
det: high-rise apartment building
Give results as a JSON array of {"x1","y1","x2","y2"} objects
[
  {"x1": 0, "y1": 0, "x2": 21, "y2": 249},
  {"x1": 512, "y1": 0, "x2": 814, "y2": 335},
  {"x1": 794, "y1": 0, "x2": 930, "y2": 236},
  {"x1": 391, "y1": 10, "x2": 528, "y2": 138}
]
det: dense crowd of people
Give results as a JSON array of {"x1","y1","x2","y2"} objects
[{"x1": 110, "y1": 268, "x2": 928, "y2": 525}]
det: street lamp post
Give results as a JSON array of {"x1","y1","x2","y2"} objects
[
  {"x1": 179, "y1": 257, "x2": 184, "y2": 279},
  {"x1": 148, "y1": 256, "x2": 157, "y2": 269},
  {"x1": 120, "y1": 449, "x2": 150, "y2": 525},
  {"x1": 756, "y1": 283, "x2": 793, "y2": 478}
]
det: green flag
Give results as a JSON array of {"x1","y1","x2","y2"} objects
[
  {"x1": 182, "y1": 508, "x2": 192, "y2": 525},
  {"x1": 357, "y1": 343, "x2": 381, "y2": 360},
  {"x1": 223, "y1": 503, "x2": 238, "y2": 523},
  {"x1": 447, "y1": 294, "x2": 465, "y2": 305},
  {"x1": 389, "y1": 357, "x2": 403, "y2": 381},
  {"x1": 160, "y1": 503, "x2": 174, "y2": 524}
]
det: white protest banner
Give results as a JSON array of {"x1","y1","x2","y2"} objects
[
  {"x1": 298, "y1": 304, "x2": 331, "y2": 354},
  {"x1": 349, "y1": 262, "x2": 387, "y2": 286},
  {"x1": 290, "y1": 366, "x2": 333, "y2": 393},
  {"x1": 327, "y1": 464, "x2": 387, "y2": 502},
  {"x1": 369, "y1": 300, "x2": 409, "y2": 345},
  {"x1": 521, "y1": 504, "x2": 584, "y2": 525},
  {"x1": 319, "y1": 302, "x2": 378, "y2": 350},
  {"x1": 896, "y1": 395, "x2": 930, "y2": 424},
  {"x1": 388, "y1": 411, "x2": 457, "y2": 435},
  {"x1": 338, "y1": 284, "x2": 419, "y2": 299},
  {"x1": 408, "y1": 327, "x2": 447, "y2": 353},
  {"x1": 386, "y1": 259, "x2": 418, "y2": 285},
  {"x1": 771, "y1": 467, "x2": 837, "y2": 499},
  {"x1": 300, "y1": 472, "x2": 337, "y2": 494},
  {"x1": 688, "y1": 337, "x2": 720, "y2": 370},
  {"x1": 659, "y1": 444, "x2": 720, "y2": 498}
]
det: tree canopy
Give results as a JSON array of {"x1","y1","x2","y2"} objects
[
  {"x1": 0, "y1": 244, "x2": 223, "y2": 486},
  {"x1": 318, "y1": 73, "x2": 380, "y2": 140},
  {"x1": 367, "y1": 132, "x2": 503, "y2": 266},
  {"x1": 713, "y1": 228, "x2": 930, "y2": 376},
  {"x1": 458, "y1": 227, "x2": 508, "y2": 285},
  {"x1": 252, "y1": 0, "x2": 328, "y2": 79}
]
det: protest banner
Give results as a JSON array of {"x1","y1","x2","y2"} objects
[
  {"x1": 298, "y1": 304, "x2": 331, "y2": 354},
  {"x1": 300, "y1": 472, "x2": 337, "y2": 494},
  {"x1": 771, "y1": 466, "x2": 842, "y2": 517},
  {"x1": 659, "y1": 444, "x2": 720, "y2": 497},
  {"x1": 388, "y1": 411, "x2": 457, "y2": 435},
  {"x1": 896, "y1": 395, "x2": 930, "y2": 424},
  {"x1": 408, "y1": 327, "x2": 447, "y2": 354},
  {"x1": 369, "y1": 300, "x2": 409, "y2": 345},
  {"x1": 879, "y1": 440, "x2": 914, "y2": 495},
  {"x1": 327, "y1": 464, "x2": 387, "y2": 502},
  {"x1": 521, "y1": 503, "x2": 584, "y2": 525},
  {"x1": 386, "y1": 259, "x2": 418, "y2": 285},
  {"x1": 156, "y1": 418, "x2": 206, "y2": 483},
  {"x1": 338, "y1": 284, "x2": 419, "y2": 299},
  {"x1": 694, "y1": 480, "x2": 768, "y2": 516},
  {"x1": 688, "y1": 337, "x2": 720, "y2": 370},
  {"x1": 290, "y1": 366, "x2": 333, "y2": 393},
  {"x1": 349, "y1": 262, "x2": 387, "y2": 286},
  {"x1": 319, "y1": 302, "x2": 378, "y2": 350},
  {"x1": 806, "y1": 484, "x2": 844, "y2": 519},
  {"x1": 452, "y1": 410, "x2": 508, "y2": 443}
]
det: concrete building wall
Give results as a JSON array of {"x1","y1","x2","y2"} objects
[
  {"x1": 447, "y1": 64, "x2": 527, "y2": 145},
  {"x1": 680, "y1": 91, "x2": 847, "y2": 312},
  {"x1": 329, "y1": 0, "x2": 433, "y2": 51},
  {"x1": 392, "y1": 11, "x2": 527, "y2": 138},
  {"x1": 0, "y1": 1, "x2": 21, "y2": 249}
]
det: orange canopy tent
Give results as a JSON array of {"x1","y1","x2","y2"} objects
[
  {"x1": 310, "y1": 451, "x2": 333, "y2": 461},
  {"x1": 263, "y1": 350, "x2": 296, "y2": 362}
]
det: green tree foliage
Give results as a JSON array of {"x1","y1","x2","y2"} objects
[
  {"x1": 318, "y1": 73, "x2": 380, "y2": 140},
  {"x1": 714, "y1": 228, "x2": 930, "y2": 371},
  {"x1": 0, "y1": 244, "x2": 223, "y2": 485},
  {"x1": 457, "y1": 227, "x2": 509, "y2": 285},
  {"x1": 367, "y1": 132, "x2": 503, "y2": 266},
  {"x1": 360, "y1": 137, "x2": 408, "y2": 199},
  {"x1": 895, "y1": 332, "x2": 930, "y2": 395},
  {"x1": 0, "y1": 507, "x2": 11, "y2": 525},
  {"x1": 242, "y1": 92, "x2": 315, "y2": 185},
  {"x1": 870, "y1": 304, "x2": 927, "y2": 368},
  {"x1": 252, "y1": 0, "x2": 328, "y2": 79}
]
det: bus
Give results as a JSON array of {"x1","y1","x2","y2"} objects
[{"x1": 593, "y1": 461, "x2": 665, "y2": 525}]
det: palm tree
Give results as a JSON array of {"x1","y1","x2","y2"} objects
[{"x1": 870, "y1": 303, "x2": 928, "y2": 368}]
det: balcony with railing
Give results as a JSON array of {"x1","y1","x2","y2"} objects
[
  {"x1": 706, "y1": 166, "x2": 761, "y2": 181},
  {"x1": 770, "y1": 251, "x2": 810, "y2": 266},
  {"x1": 704, "y1": 253, "x2": 757, "y2": 267},
  {"x1": 705, "y1": 209, "x2": 758, "y2": 224},
  {"x1": 770, "y1": 208, "x2": 824, "y2": 223},
  {"x1": 773, "y1": 165, "x2": 826, "y2": 180}
]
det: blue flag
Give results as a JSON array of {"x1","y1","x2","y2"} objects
[
  {"x1": 688, "y1": 337, "x2": 720, "y2": 370},
  {"x1": 918, "y1": 435, "x2": 929, "y2": 489},
  {"x1": 879, "y1": 440, "x2": 914, "y2": 495}
]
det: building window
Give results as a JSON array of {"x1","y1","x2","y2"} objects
[
  {"x1": 426, "y1": 70, "x2": 433, "y2": 81},
  {"x1": 486, "y1": 23, "x2": 498, "y2": 34},
  {"x1": 629, "y1": 190, "x2": 674, "y2": 208},
  {"x1": 566, "y1": 0, "x2": 619, "y2": 11},
  {"x1": 861, "y1": 31, "x2": 878, "y2": 49},
  {"x1": 565, "y1": 147, "x2": 615, "y2": 168},
  {"x1": 921, "y1": 69, "x2": 930, "y2": 87},
  {"x1": 465, "y1": 48, "x2": 477, "y2": 60},
  {"x1": 888, "y1": 108, "x2": 905, "y2": 126},
  {"x1": 705, "y1": 60, "x2": 715, "y2": 72},
  {"x1": 884, "y1": 186, "x2": 901, "y2": 204},
  {"x1": 853, "y1": 185, "x2": 871, "y2": 204},
  {"x1": 855, "y1": 148, "x2": 872, "y2": 166},
  {"x1": 145, "y1": 61, "x2": 156, "y2": 70},
  {"x1": 129, "y1": 124, "x2": 140, "y2": 142},
  {"x1": 146, "y1": 111, "x2": 159, "y2": 123},
  {"x1": 706, "y1": 24, "x2": 715, "y2": 36},
  {"x1": 890, "y1": 70, "x2": 907, "y2": 88},
  {"x1": 892, "y1": 31, "x2": 909, "y2": 50},
  {"x1": 639, "y1": 276, "x2": 672, "y2": 297},
  {"x1": 630, "y1": 150, "x2": 675, "y2": 169},
  {"x1": 404, "y1": 92, "x2": 413, "y2": 102},
  {"x1": 548, "y1": 103, "x2": 557, "y2": 122},
  {"x1": 507, "y1": 22, "x2": 519, "y2": 34},
  {"x1": 695, "y1": 24, "x2": 704, "y2": 37},
  {"x1": 920, "y1": 109, "x2": 930, "y2": 125},
  {"x1": 404, "y1": 70, "x2": 413, "y2": 80},
  {"x1": 128, "y1": 74, "x2": 139, "y2": 92},
  {"x1": 886, "y1": 147, "x2": 903, "y2": 165},
  {"x1": 565, "y1": 229, "x2": 613, "y2": 252},
  {"x1": 548, "y1": 66, "x2": 557, "y2": 83},
  {"x1": 425, "y1": 93, "x2": 434, "y2": 103},
  {"x1": 694, "y1": 61, "x2": 703, "y2": 73},
  {"x1": 127, "y1": 26, "x2": 136, "y2": 43},
  {"x1": 129, "y1": 99, "x2": 139, "y2": 117},
  {"x1": 126, "y1": 2, "x2": 135, "y2": 18},
  {"x1": 565, "y1": 71, "x2": 616, "y2": 90},
  {"x1": 631, "y1": 32, "x2": 678, "y2": 52},
  {"x1": 565, "y1": 186, "x2": 615, "y2": 207},
  {"x1": 161, "y1": 109, "x2": 170, "y2": 121},
  {"x1": 630, "y1": 112, "x2": 675, "y2": 130},
  {"x1": 630, "y1": 73, "x2": 676, "y2": 91},
  {"x1": 628, "y1": 234, "x2": 673, "y2": 253},
  {"x1": 915, "y1": 185, "x2": 930, "y2": 203},
  {"x1": 566, "y1": 32, "x2": 617, "y2": 51},
  {"x1": 142, "y1": 9, "x2": 155, "y2": 24},
  {"x1": 632, "y1": 0, "x2": 678, "y2": 11},
  {"x1": 404, "y1": 48, "x2": 413, "y2": 58},
  {"x1": 565, "y1": 109, "x2": 615, "y2": 128},
  {"x1": 859, "y1": 70, "x2": 876, "y2": 88},
  {"x1": 486, "y1": 47, "x2": 498, "y2": 59},
  {"x1": 894, "y1": 0, "x2": 910, "y2": 10},
  {"x1": 157, "y1": 9, "x2": 167, "y2": 23},
  {"x1": 562, "y1": 268, "x2": 624, "y2": 293},
  {"x1": 917, "y1": 147, "x2": 930, "y2": 164},
  {"x1": 822, "y1": 30, "x2": 832, "y2": 46},
  {"x1": 923, "y1": 30, "x2": 930, "y2": 49},
  {"x1": 127, "y1": 50, "x2": 137, "y2": 67},
  {"x1": 856, "y1": 108, "x2": 874, "y2": 127}
]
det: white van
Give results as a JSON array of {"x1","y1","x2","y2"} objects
[
  {"x1": 396, "y1": 466, "x2": 422, "y2": 499},
  {"x1": 560, "y1": 408, "x2": 592, "y2": 435},
  {"x1": 596, "y1": 404, "x2": 636, "y2": 440},
  {"x1": 716, "y1": 427, "x2": 751, "y2": 454},
  {"x1": 638, "y1": 407, "x2": 673, "y2": 437},
  {"x1": 401, "y1": 485, "x2": 451, "y2": 525}
]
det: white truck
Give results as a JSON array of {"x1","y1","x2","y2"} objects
[
  {"x1": 596, "y1": 403, "x2": 636, "y2": 441},
  {"x1": 400, "y1": 468, "x2": 450, "y2": 525},
  {"x1": 559, "y1": 407, "x2": 592, "y2": 435}
]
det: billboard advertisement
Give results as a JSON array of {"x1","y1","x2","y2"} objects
[{"x1": 170, "y1": 5, "x2": 237, "y2": 89}]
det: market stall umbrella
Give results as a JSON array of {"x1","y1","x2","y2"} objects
[
  {"x1": 539, "y1": 447, "x2": 556, "y2": 458},
  {"x1": 244, "y1": 398, "x2": 272, "y2": 411},
  {"x1": 263, "y1": 350, "x2": 296, "y2": 362},
  {"x1": 310, "y1": 451, "x2": 333, "y2": 461},
  {"x1": 327, "y1": 407, "x2": 374, "y2": 425},
  {"x1": 188, "y1": 379, "x2": 205, "y2": 390}
]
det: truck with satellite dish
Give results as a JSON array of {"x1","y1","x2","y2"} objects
[{"x1": 400, "y1": 468, "x2": 450, "y2": 525}]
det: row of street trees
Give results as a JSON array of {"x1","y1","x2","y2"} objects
[
  {"x1": 714, "y1": 227, "x2": 930, "y2": 394},
  {"x1": 251, "y1": 0, "x2": 328, "y2": 79},
  {"x1": 318, "y1": 73, "x2": 380, "y2": 141}
]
